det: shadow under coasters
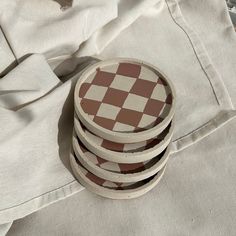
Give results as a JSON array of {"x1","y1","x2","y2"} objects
[{"x1": 74, "y1": 58, "x2": 176, "y2": 143}]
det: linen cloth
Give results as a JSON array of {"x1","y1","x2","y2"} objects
[
  {"x1": 0, "y1": 0, "x2": 236, "y2": 234},
  {"x1": 7, "y1": 117, "x2": 236, "y2": 236}
]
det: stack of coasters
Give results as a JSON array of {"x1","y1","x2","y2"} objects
[{"x1": 71, "y1": 58, "x2": 176, "y2": 199}]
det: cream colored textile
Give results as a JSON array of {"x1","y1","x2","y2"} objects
[{"x1": 0, "y1": 0, "x2": 235, "y2": 235}]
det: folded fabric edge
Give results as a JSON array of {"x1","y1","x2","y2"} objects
[
  {"x1": 171, "y1": 109, "x2": 236, "y2": 153},
  {"x1": 0, "y1": 181, "x2": 83, "y2": 224}
]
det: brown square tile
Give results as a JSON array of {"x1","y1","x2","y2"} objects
[
  {"x1": 119, "y1": 162, "x2": 145, "y2": 174},
  {"x1": 130, "y1": 79, "x2": 156, "y2": 98},
  {"x1": 101, "y1": 139, "x2": 124, "y2": 152},
  {"x1": 79, "y1": 83, "x2": 91, "y2": 98},
  {"x1": 102, "y1": 88, "x2": 128, "y2": 107},
  {"x1": 116, "y1": 63, "x2": 141, "y2": 78},
  {"x1": 80, "y1": 99, "x2": 101, "y2": 115},
  {"x1": 116, "y1": 108, "x2": 143, "y2": 127},
  {"x1": 157, "y1": 77, "x2": 167, "y2": 86},
  {"x1": 165, "y1": 93, "x2": 172, "y2": 104},
  {"x1": 96, "y1": 156, "x2": 108, "y2": 165},
  {"x1": 93, "y1": 116, "x2": 116, "y2": 130},
  {"x1": 144, "y1": 99, "x2": 165, "y2": 117},
  {"x1": 92, "y1": 69, "x2": 116, "y2": 87},
  {"x1": 86, "y1": 172, "x2": 105, "y2": 185}
]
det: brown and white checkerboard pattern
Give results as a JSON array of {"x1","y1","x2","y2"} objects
[
  {"x1": 80, "y1": 120, "x2": 170, "y2": 153},
  {"x1": 74, "y1": 155, "x2": 154, "y2": 190},
  {"x1": 77, "y1": 139, "x2": 163, "y2": 174},
  {"x1": 78, "y1": 62, "x2": 172, "y2": 132}
]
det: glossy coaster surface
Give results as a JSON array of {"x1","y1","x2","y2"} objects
[
  {"x1": 72, "y1": 132, "x2": 170, "y2": 182},
  {"x1": 70, "y1": 152, "x2": 166, "y2": 199},
  {"x1": 74, "y1": 58, "x2": 176, "y2": 143},
  {"x1": 74, "y1": 115, "x2": 174, "y2": 163}
]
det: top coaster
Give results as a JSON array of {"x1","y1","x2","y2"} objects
[{"x1": 74, "y1": 58, "x2": 176, "y2": 143}]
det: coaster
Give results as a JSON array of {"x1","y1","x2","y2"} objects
[
  {"x1": 72, "y1": 131, "x2": 170, "y2": 183},
  {"x1": 70, "y1": 152, "x2": 166, "y2": 199},
  {"x1": 74, "y1": 115, "x2": 174, "y2": 163},
  {"x1": 74, "y1": 58, "x2": 176, "y2": 143}
]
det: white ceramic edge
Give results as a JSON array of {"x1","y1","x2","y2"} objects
[
  {"x1": 74, "y1": 58, "x2": 176, "y2": 143},
  {"x1": 70, "y1": 153, "x2": 166, "y2": 200},
  {"x1": 74, "y1": 115, "x2": 174, "y2": 163},
  {"x1": 72, "y1": 133, "x2": 171, "y2": 183}
]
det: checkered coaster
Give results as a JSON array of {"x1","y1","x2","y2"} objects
[
  {"x1": 74, "y1": 154, "x2": 154, "y2": 189},
  {"x1": 77, "y1": 139, "x2": 163, "y2": 174},
  {"x1": 78, "y1": 62, "x2": 172, "y2": 132},
  {"x1": 80, "y1": 120, "x2": 170, "y2": 153}
]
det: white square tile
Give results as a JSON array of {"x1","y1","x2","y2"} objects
[
  {"x1": 159, "y1": 104, "x2": 171, "y2": 118},
  {"x1": 139, "y1": 66, "x2": 159, "y2": 83},
  {"x1": 84, "y1": 84, "x2": 108, "y2": 101},
  {"x1": 110, "y1": 75, "x2": 136, "y2": 92},
  {"x1": 86, "y1": 71, "x2": 96, "y2": 83},
  {"x1": 138, "y1": 114, "x2": 157, "y2": 129},
  {"x1": 85, "y1": 152, "x2": 99, "y2": 164},
  {"x1": 101, "y1": 64, "x2": 119, "y2": 73},
  {"x1": 85, "y1": 131, "x2": 103, "y2": 146},
  {"x1": 96, "y1": 103, "x2": 121, "y2": 120},
  {"x1": 113, "y1": 122, "x2": 135, "y2": 132},
  {"x1": 122, "y1": 93, "x2": 148, "y2": 112},
  {"x1": 101, "y1": 162, "x2": 120, "y2": 172},
  {"x1": 123, "y1": 141, "x2": 147, "y2": 152},
  {"x1": 151, "y1": 84, "x2": 168, "y2": 102}
]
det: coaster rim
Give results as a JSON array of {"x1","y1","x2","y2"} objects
[
  {"x1": 74, "y1": 114, "x2": 174, "y2": 163},
  {"x1": 70, "y1": 152, "x2": 166, "y2": 200},
  {"x1": 74, "y1": 58, "x2": 176, "y2": 143},
  {"x1": 72, "y1": 132, "x2": 170, "y2": 183}
]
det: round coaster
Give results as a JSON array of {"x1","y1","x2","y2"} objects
[
  {"x1": 74, "y1": 58, "x2": 176, "y2": 143},
  {"x1": 70, "y1": 152, "x2": 166, "y2": 199},
  {"x1": 74, "y1": 115, "x2": 174, "y2": 163},
  {"x1": 72, "y1": 132, "x2": 170, "y2": 183}
]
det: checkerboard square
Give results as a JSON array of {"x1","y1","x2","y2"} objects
[
  {"x1": 123, "y1": 141, "x2": 147, "y2": 152},
  {"x1": 130, "y1": 79, "x2": 156, "y2": 98},
  {"x1": 80, "y1": 99, "x2": 101, "y2": 115},
  {"x1": 101, "y1": 162, "x2": 120, "y2": 172},
  {"x1": 101, "y1": 139, "x2": 124, "y2": 152},
  {"x1": 100, "y1": 64, "x2": 119, "y2": 73},
  {"x1": 102, "y1": 88, "x2": 128, "y2": 107},
  {"x1": 137, "y1": 114, "x2": 157, "y2": 129},
  {"x1": 93, "y1": 117, "x2": 116, "y2": 130},
  {"x1": 86, "y1": 172, "x2": 105, "y2": 185},
  {"x1": 92, "y1": 69, "x2": 115, "y2": 87},
  {"x1": 122, "y1": 93, "x2": 148, "y2": 112},
  {"x1": 157, "y1": 77, "x2": 167, "y2": 86},
  {"x1": 151, "y1": 84, "x2": 168, "y2": 102},
  {"x1": 119, "y1": 163, "x2": 146, "y2": 173},
  {"x1": 113, "y1": 122, "x2": 135, "y2": 132},
  {"x1": 85, "y1": 130, "x2": 103, "y2": 146},
  {"x1": 84, "y1": 84, "x2": 108, "y2": 101},
  {"x1": 95, "y1": 155, "x2": 107, "y2": 165},
  {"x1": 96, "y1": 103, "x2": 121, "y2": 120},
  {"x1": 79, "y1": 83, "x2": 91, "y2": 98},
  {"x1": 116, "y1": 63, "x2": 141, "y2": 78},
  {"x1": 139, "y1": 66, "x2": 159, "y2": 83},
  {"x1": 159, "y1": 104, "x2": 171, "y2": 119},
  {"x1": 110, "y1": 74, "x2": 136, "y2": 92},
  {"x1": 116, "y1": 108, "x2": 143, "y2": 127},
  {"x1": 144, "y1": 99, "x2": 165, "y2": 117},
  {"x1": 165, "y1": 94, "x2": 172, "y2": 104}
]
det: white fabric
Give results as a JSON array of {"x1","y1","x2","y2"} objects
[
  {"x1": 7, "y1": 118, "x2": 236, "y2": 236},
  {"x1": 0, "y1": 0, "x2": 236, "y2": 235}
]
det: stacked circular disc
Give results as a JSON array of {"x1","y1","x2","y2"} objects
[{"x1": 71, "y1": 58, "x2": 176, "y2": 199}]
